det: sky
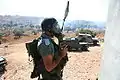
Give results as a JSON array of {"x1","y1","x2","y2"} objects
[{"x1": 0, "y1": 0, "x2": 109, "y2": 21}]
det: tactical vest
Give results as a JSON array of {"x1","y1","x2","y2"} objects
[{"x1": 30, "y1": 34, "x2": 68, "y2": 79}]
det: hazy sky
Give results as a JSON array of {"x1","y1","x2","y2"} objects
[{"x1": 0, "y1": 0, "x2": 109, "y2": 21}]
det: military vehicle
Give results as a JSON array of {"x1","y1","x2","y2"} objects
[
  {"x1": 0, "y1": 56, "x2": 7, "y2": 73},
  {"x1": 77, "y1": 33, "x2": 100, "y2": 46},
  {"x1": 62, "y1": 33, "x2": 100, "y2": 51},
  {"x1": 92, "y1": 37, "x2": 100, "y2": 46},
  {"x1": 63, "y1": 37, "x2": 89, "y2": 51}
]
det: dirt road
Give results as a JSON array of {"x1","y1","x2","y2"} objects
[{"x1": 0, "y1": 42, "x2": 103, "y2": 80}]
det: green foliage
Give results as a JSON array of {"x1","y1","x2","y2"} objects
[
  {"x1": 30, "y1": 24, "x2": 34, "y2": 28},
  {"x1": 13, "y1": 28, "x2": 24, "y2": 37},
  {"x1": 32, "y1": 30, "x2": 37, "y2": 35},
  {"x1": 0, "y1": 33, "x2": 4, "y2": 39},
  {"x1": 78, "y1": 29, "x2": 96, "y2": 37}
]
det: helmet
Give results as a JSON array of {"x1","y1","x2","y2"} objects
[{"x1": 41, "y1": 18, "x2": 62, "y2": 35}]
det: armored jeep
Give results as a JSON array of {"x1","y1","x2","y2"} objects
[
  {"x1": 77, "y1": 33, "x2": 100, "y2": 46},
  {"x1": 63, "y1": 37, "x2": 89, "y2": 51}
]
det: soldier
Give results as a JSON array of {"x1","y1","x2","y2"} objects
[{"x1": 37, "y1": 18, "x2": 68, "y2": 80}]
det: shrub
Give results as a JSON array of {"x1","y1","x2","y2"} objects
[
  {"x1": 13, "y1": 29, "x2": 24, "y2": 38},
  {"x1": 0, "y1": 33, "x2": 4, "y2": 39},
  {"x1": 77, "y1": 29, "x2": 97, "y2": 37}
]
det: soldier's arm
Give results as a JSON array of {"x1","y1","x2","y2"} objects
[
  {"x1": 42, "y1": 45, "x2": 68, "y2": 72},
  {"x1": 42, "y1": 54, "x2": 63, "y2": 72}
]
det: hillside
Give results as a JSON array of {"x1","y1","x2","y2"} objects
[
  {"x1": 0, "y1": 15, "x2": 44, "y2": 26},
  {"x1": 0, "y1": 15, "x2": 105, "y2": 30}
]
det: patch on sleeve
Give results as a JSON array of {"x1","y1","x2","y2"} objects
[{"x1": 44, "y1": 39, "x2": 50, "y2": 45}]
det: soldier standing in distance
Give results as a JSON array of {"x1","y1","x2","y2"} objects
[{"x1": 37, "y1": 18, "x2": 68, "y2": 80}]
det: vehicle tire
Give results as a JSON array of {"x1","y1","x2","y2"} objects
[
  {"x1": 68, "y1": 47, "x2": 72, "y2": 51},
  {"x1": 75, "y1": 48, "x2": 79, "y2": 51},
  {"x1": 0, "y1": 65, "x2": 5, "y2": 73},
  {"x1": 81, "y1": 46, "x2": 88, "y2": 51}
]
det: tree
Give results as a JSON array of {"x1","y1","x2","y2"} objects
[
  {"x1": 64, "y1": 26, "x2": 71, "y2": 32},
  {"x1": 32, "y1": 30, "x2": 37, "y2": 35},
  {"x1": 0, "y1": 33, "x2": 4, "y2": 39},
  {"x1": 13, "y1": 29, "x2": 24, "y2": 38},
  {"x1": 30, "y1": 24, "x2": 34, "y2": 28},
  {"x1": 78, "y1": 29, "x2": 96, "y2": 37}
]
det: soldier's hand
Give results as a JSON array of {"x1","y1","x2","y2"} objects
[{"x1": 60, "y1": 44, "x2": 68, "y2": 58}]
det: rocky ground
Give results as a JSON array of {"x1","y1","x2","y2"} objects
[
  {"x1": 63, "y1": 46, "x2": 102, "y2": 80},
  {"x1": 0, "y1": 39, "x2": 103, "y2": 80}
]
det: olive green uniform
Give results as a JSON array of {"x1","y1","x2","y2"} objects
[{"x1": 37, "y1": 33, "x2": 62, "y2": 80}]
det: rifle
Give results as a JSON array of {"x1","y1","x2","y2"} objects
[
  {"x1": 56, "y1": 0, "x2": 69, "y2": 43},
  {"x1": 55, "y1": 0, "x2": 70, "y2": 77},
  {"x1": 61, "y1": 1, "x2": 69, "y2": 32}
]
